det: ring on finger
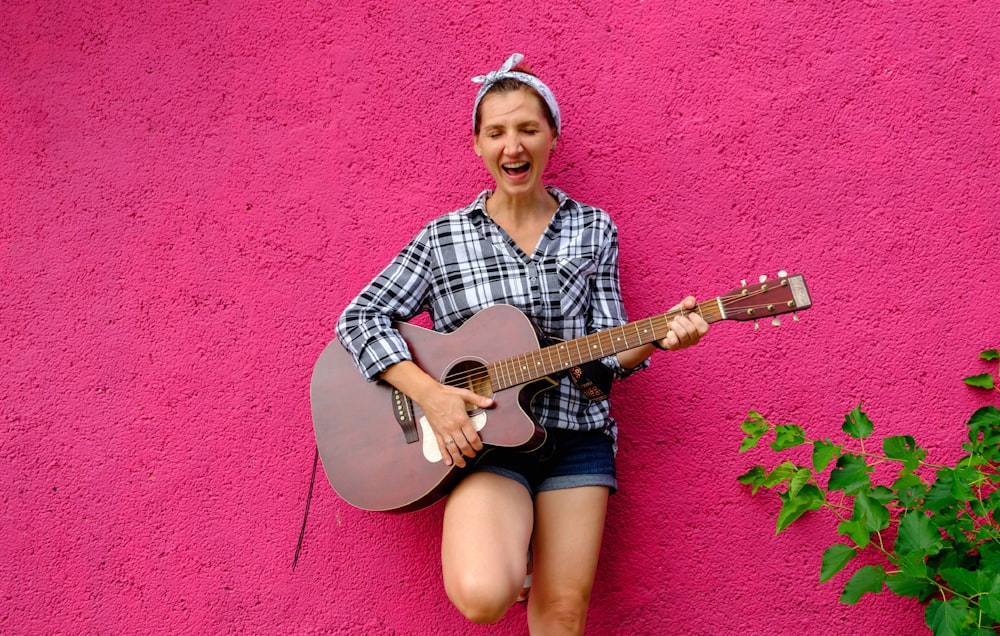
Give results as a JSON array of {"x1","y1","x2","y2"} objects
[{"x1": 445, "y1": 440, "x2": 455, "y2": 446}]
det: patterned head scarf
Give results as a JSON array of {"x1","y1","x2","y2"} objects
[{"x1": 471, "y1": 53, "x2": 561, "y2": 135}]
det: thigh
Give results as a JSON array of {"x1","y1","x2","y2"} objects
[
  {"x1": 530, "y1": 486, "x2": 609, "y2": 607},
  {"x1": 442, "y1": 472, "x2": 534, "y2": 598}
]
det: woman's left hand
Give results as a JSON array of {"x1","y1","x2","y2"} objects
[{"x1": 657, "y1": 296, "x2": 709, "y2": 351}]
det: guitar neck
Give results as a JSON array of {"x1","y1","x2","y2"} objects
[
  {"x1": 487, "y1": 273, "x2": 811, "y2": 391},
  {"x1": 488, "y1": 301, "x2": 720, "y2": 391}
]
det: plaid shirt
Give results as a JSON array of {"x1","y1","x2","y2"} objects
[{"x1": 336, "y1": 187, "x2": 647, "y2": 438}]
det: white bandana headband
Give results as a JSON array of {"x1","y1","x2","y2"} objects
[{"x1": 471, "y1": 53, "x2": 561, "y2": 135}]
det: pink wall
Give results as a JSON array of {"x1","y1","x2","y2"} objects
[{"x1": 3, "y1": 1, "x2": 998, "y2": 634}]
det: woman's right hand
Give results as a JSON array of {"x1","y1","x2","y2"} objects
[
  {"x1": 414, "y1": 382, "x2": 492, "y2": 467},
  {"x1": 381, "y1": 360, "x2": 493, "y2": 467}
]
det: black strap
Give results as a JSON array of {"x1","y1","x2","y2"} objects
[
  {"x1": 292, "y1": 444, "x2": 320, "y2": 571},
  {"x1": 568, "y1": 360, "x2": 613, "y2": 402}
]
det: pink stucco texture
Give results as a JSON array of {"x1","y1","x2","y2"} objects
[{"x1": 3, "y1": 1, "x2": 998, "y2": 634}]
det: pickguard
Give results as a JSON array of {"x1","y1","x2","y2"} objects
[{"x1": 421, "y1": 411, "x2": 488, "y2": 463}]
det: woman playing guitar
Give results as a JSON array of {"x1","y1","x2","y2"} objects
[{"x1": 334, "y1": 53, "x2": 709, "y2": 635}]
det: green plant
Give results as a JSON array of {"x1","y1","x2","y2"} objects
[{"x1": 738, "y1": 349, "x2": 1000, "y2": 636}]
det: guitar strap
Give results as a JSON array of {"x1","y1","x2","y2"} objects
[
  {"x1": 541, "y1": 333, "x2": 613, "y2": 402},
  {"x1": 568, "y1": 360, "x2": 613, "y2": 402}
]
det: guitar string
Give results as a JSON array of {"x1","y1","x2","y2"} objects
[{"x1": 437, "y1": 287, "x2": 795, "y2": 391}]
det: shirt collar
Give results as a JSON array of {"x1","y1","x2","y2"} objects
[{"x1": 463, "y1": 186, "x2": 571, "y2": 219}]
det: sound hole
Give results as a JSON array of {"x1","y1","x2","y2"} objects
[{"x1": 444, "y1": 360, "x2": 493, "y2": 412}]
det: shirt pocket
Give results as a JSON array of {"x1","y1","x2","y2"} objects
[{"x1": 543, "y1": 256, "x2": 597, "y2": 319}]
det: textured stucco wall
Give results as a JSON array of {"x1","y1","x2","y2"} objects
[{"x1": 3, "y1": 1, "x2": 998, "y2": 634}]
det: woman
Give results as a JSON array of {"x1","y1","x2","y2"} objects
[{"x1": 336, "y1": 53, "x2": 708, "y2": 635}]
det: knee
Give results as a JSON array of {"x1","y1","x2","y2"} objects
[
  {"x1": 445, "y1": 571, "x2": 517, "y2": 624},
  {"x1": 531, "y1": 594, "x2": 590, "y2": 634}
]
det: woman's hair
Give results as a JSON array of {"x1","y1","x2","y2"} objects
[{"x1": 473, "y1": 65, "x2": 559, "y2": 136}]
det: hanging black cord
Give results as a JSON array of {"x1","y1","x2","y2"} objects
[{"x1": 292, "y1": 444, "x2": 320, "y2": 571}]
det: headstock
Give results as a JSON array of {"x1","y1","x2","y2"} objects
[{"x1": 719, "y1": 271, "x2": 812, "y2": 328}]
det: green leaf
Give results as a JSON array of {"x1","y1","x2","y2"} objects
[
  {"x1": 853, "y1": 489, "x2": 891, "y2": 533},
  {"x1": 770, "y1": 424, "x2": 806, "y2": 451},
  {"x1": 739, "y1": 411, "x2": 770, "y2": 452},
  {"x1": 737, "y1": 465, "x2": 767, "y2": 494},
  {"x1": 788, "y1": 467, "x2": 813, "y2": 498},
  {"x1": 885, "y1": 572, "x2": 934, "y2": 599},
  {"x1": 820, "y1": 544, "x2": 857, "y2": 582},
  {"x1": 980, "y1": 348, "x2": 1000, "y2": 360},
  {"x1": 882, "y1": 435, "x2": 927, "y2": 471},
  {"x1": 827, "y1": 454, "x2": 873, "y2": 495},
  {"x1": 938, "y1": 567, "x2": 980, "y2": 597},
  {"x1": 812, "y1": 439, "x2": 840, "y2": 472},
  {"x1": 967, "y1": 406, "x2": 1000, "y2": 462},
  {"x1": 837, "y1": 517, "x2": 871, "y2": 548},
  {"x1": 842, "y1": 403, "x2": 874, "y2": 440},
  {"x1": 982, "y1": 593, "x2": 1000, "y2": 624},
  {"x1": 924, "y1": 598, "x2": 970, "y2": 636},
  {"x1": 840, "y1": 565, "x2": 885, "y2": 605},
  {"x1": 964, "y1": 373, "x2": 996, "y2": 389},
  {"x1": 892, "y1": 473, "x2": 927, "y2": 509},
  {"x1": 776, "y1": 484, "x2": 824, "y2": 533},
  {"x1": 895, "y1": 511, "x2": 944, "y2": 557},
  {"x1": 763, "y1": 461, "x2": 799, "y2": 488}
]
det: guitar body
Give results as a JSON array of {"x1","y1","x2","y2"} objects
[
  {"x1": 312, "y1": 273, "x2": 812, "y2": 513},
  {"x1": 310, "y1": 305, "x2": 551, "y2": 513}
]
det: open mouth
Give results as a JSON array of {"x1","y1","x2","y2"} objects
[{"x1": 502, "y1": 162, "x2": 530, "y2": 176}]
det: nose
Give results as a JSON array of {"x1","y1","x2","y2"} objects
[{"x1": 503, "y1": 134, "x2": 522, "y2": 154}]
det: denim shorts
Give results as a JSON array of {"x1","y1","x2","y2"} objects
[{"x1": 472, "y1": 427, "x2": 617, "y2": 497}]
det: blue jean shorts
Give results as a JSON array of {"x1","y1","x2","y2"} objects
[{"x1": 472, "y1": 427, "x2": 618, "y2": 497}]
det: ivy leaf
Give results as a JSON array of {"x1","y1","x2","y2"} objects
[
  {"x1": 882, "y1": 435, "x2": 927, "y2": 472},
  {"x1": 788, "y1": 467, "x2": 813, "y2": 498},
  {"x1": 840, "y1": 565, "x2": 885, "y2": 605},
  {"x1": 885, "y1": 572, "x2": 934, "y2": 599},
  {"x1": 737, "y1": 465, "x2": 767, "y2": 494},
  {"x1": 763, "y1": 461, "x2": 799, "y2": 488},
  {"x1": 776, "y1": 484, "x2": 824, "y2": 534},
  {"x1": 964, "y1": 373, "x2": 996, "y2": 389},
  {"x1": 967, "y1": 406, "x2": 1000, "y2": 462},
  {"x1": 828, "y1": 454, "x2": 873, "y2": 495},
  {"x1": 740, "y1": 411, "x2": 770, "y2": 452},
  {"x1": 854, "y1": 489, "x2": 891, "y2": 533},
  {"x1": 892, "y1": 473, "x2": 927, "y2": 509},
  {"x1": 820, "y1": 544, "x2": 857, "y2": 582},
  {"x1": 812, "y1": 439, "x2": 840, "y2": 472},
  {"x1": 924, "y1": 598, "x2": 970, "y2": 636},
  {"x1": 938, "y1": 567, "x2": 980, "y2": 597},
  {"x1": 770, "y1": 424, "x2": 806, "y2": 451},
  {"x1": 982, "y1": 589, "x2": 1000, "y2": 623},
  {"x1": 842, "y1": 404, "x2": 874, "y2": 440},
  {"x1": 837, "y1": 517, "x2": 871, "y2": 549},
  {"x1": 895, "y1": 511, "x2": 944, "y2": 558},
  {"x1": 980, "y1": 349, "x2": 1000, "y2": 361}
]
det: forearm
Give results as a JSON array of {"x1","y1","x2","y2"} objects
[{"x1": 616, "y1": 344, "x2": 659, "y2": 370}]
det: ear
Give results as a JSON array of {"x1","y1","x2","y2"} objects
[{"x1": 474, "y1": 136, "x2": 482, "y2": 157}]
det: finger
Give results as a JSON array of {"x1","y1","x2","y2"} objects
[
  {"x1": 442, "y1": 437, "x2": 469, "y2": 468},
  {"x1": 460, "y1": 424, "x2": 484, "y2": 451}
]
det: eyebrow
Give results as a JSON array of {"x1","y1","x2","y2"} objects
[{"x1": 481, "y1": 119, "x2": 543, "y2": 132}]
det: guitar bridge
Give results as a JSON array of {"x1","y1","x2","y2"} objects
[{"x1": 392, "y1": 388, "x2": 419, "y2": 444}]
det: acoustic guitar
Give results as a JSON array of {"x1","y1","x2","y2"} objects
[{"x1": 311, "y1": 273, "x2": 811, "y2": 512}]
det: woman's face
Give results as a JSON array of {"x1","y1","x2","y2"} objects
[{"x1": 474, "y1": 87, "x2": 557, "y2": 199}]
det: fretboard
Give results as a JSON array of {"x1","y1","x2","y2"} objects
[{"x1": 487, "y1": 299, "x2": 724, "y2": 391}]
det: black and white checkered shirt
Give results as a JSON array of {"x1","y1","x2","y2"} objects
[{"x1": 336, "y1": 187, "x2": 647, "y2": 438}]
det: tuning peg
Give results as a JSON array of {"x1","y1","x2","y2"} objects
[
  {"x1": 772, "y1": 318, "x2": 781, "y2": 327},
  {"x1": 778, "y1": 270, "x2": 788, "y2": 278},
  {"x1": 741, "y1": 279, "x2": 747, "y2": 287},
  {"x1": 793, "y1": 313, "x2": 799, "y2": 322},
  {"x1": 754, "y1": 320, "x2": 760, "y2": 331},
  {"x1": 759, "y1": 274, "x2": 768, "y2": 283}
]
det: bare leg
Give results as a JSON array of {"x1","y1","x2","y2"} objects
[
  {"x1": 441, "y1": 472, "x2": 534, "y2": 624},
  {"x1": 527, "y1": 486, "x2": 609, "y2": 636}
]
